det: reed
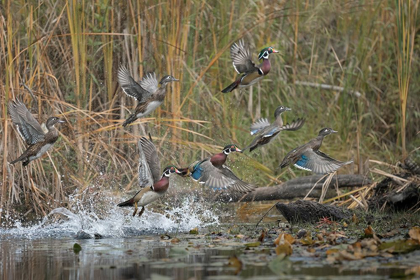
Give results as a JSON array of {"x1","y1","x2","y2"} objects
[{"x1": 0, "y1": 0, "x2": 419, "y2": 222}]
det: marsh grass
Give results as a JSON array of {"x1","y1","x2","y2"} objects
[{"x1": 0, "y1": 0, "x2": 419, "y2": 222}]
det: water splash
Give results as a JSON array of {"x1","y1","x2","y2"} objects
[{"x1": 0, "y1": 188, "x2": 219, "y2": 240}]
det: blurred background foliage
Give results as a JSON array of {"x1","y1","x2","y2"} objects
[{"x1": 0, "y1": 0, "x2": 419, "y2": 222}]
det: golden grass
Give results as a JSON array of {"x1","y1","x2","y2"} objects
[{"x1": 0, "y1": 0, "x2": 419, "y2": 222}]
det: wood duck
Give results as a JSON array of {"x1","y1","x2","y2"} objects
[
  {"x1": 117, "y1": 136, "x2": 181, "y2": 217},
  {"x1": 8, "y1": 99, "x2": 65, "y2": 166},
  {"x1": 279, "y1": 128, "x2": 353, "y2": 174},
  {"x1": 242, "y1": 106, "x2": 305, "y2": 152},
  {"x1": 117, "y1": 66, "x2": 179, "y2": 127},
  {"x1": 179, "y1": 145, "x2": 255, "y2": 193},
  {"x1": 222, "y1": 39, "x2": 279, "y2": 93}
]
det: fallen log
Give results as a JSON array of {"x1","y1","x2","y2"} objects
[
  {"x1": 219, "y1": 174, "x2": 371, "y2": 202},
  {"x1": 275, "y1": 200, "x2": 351, "y2": 223}
]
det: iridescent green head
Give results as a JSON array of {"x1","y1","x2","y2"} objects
[{"x1": 258, "y1": 46, "x2": 279, "y2": 60}]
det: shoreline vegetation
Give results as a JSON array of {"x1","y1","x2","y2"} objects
[{"x1": 1, "y1": 1, "x2": 419, "y2": 223}]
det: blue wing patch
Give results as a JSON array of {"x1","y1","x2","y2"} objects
[
  {"x1": 191, "y1": 163, "x2": 203, "y2": 181},
  {"x1": 295, "y1": 154, "x2": 309, "y2": 168}
]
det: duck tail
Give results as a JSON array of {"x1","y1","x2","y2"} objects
[
  {"x1": 221, "y1": 80, "x2": 240, "y2": 93},
  {"x1": 122, "y1": 114, "x2": 138, "y2": 127},
  {"x1": 117, "y1": 198, "x2": 134, "y2": 207}
]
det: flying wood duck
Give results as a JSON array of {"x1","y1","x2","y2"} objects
[
  {"x1": 279, "y1": 128, "x2": 353, "y2": 174},
  {"x1": 178, "y1": 145, "x2": 255, "y2": 193},
  {"x1": 117, "y1": 66, "x2": 178, "y2": 127},
  {"x1": 222, "y1": 39, "x2": 279, "y2": 93},
  {"x1": 242, "y1": 106, "x2": 305, "y2": 152},
  {"x1": 8, "y1": 99, "x2": 65, "y2": 166},
  {"x1": 117, "y1": 136, "x2": 181, "y2": 217}
]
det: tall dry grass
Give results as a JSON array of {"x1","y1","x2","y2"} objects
[{"x1": 0, "y1": 0, "x2": 419, "y2": 223}]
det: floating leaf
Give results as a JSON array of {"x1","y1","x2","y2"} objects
[
  {"x1": 379, "y1": 239, "x2": 420, "y2": 254},
  {"x1": 274, "y1": 233, "x2": 295, "y2": 246},
  {"x1": 245, "y1": 241, "x2": 261, "y2": 248},
  {"x1": 300, "y1": 234, "x2": 315, "y2": 246},
  {"x1": 171, "y1": 238, "x2": 181, "y2": 244},
  {"x1": 228, "y1": 255, "x2": 242, "y2": 275},
  {"x1": 73, "y1": 243, "x2": 82, "y2": 254}
]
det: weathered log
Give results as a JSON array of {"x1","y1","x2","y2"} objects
[
  {"x1": 219, "y1": 174, "x2": 371, "y2": 202},
  {"x1": 275, "y1": 200, "x2": 351, "y2": 223}
]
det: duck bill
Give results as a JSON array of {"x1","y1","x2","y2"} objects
[
  {"x1": 172, "y1": 78, "x2": 179, "y2": 82},
  {"x1": 272, "y1": 48, "x2": 279, "y2": 53},
  {"x1": 285, "y1": 107, "x2": 291, "y2": 111},
  {"x1": 235, "y1": 147, "x2": 242, "y2": 153},
  {"x1": 331, "y1": 130, "x2": 338, "y2": 133},
  {"x1": 58, "y1": 119, "x2": 66, "y2": 123}
]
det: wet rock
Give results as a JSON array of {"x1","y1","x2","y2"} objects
[
  {"x1": 297, "y1": 229, "x2": 307, "y2": 239},
  {"x1": 94, "y1": 233, "x2": 103, "y2": 239},
  {"x1": 75, "y1": 230, "x2": 93, "y2": 239}
]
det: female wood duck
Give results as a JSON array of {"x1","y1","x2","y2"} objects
[
  {"x1": 242, "y1": 106, "x2": 305, "y2": 152},
  {"x1": 8, "y1": 99, "x2": 65, "y2": 166},
  {"x1": 279, "y1": 128, "x2": 353, "y2": 174},
  {"x1": 178, "y1": 145, "x2": 255, "y2": 193},
  {"x1": 117, "y1": 66, "x2": 179, "y2": 127},
  {"x1": 117, "y1": 136, "x2": 181, "y2": 217},
  {"x1": 222, "y1": 39, "x2": 279, "y2": 93}
]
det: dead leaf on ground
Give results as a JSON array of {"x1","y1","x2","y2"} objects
[
  {"x1": 409, "y1": 227, "x2": 420, "y2": 243},
  {"x1": 364, "y1": 225, "x2": 374, "y2": 238}
]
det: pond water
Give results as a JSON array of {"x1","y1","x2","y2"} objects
[{"x1": 1, "y1": 195, "x2": 420, "y2": 279}]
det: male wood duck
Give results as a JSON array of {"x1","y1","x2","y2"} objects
[
  {"x1": 117, "y1": 136, "x2": 181, "y2": 217},
  {"x1": 8, "y1": 99, "x2": 65, "y2": 166},
  {"x1": 221, "y1": 39, "x2": 279, "y2": 93},
  {"x1": 279, "y1": 128, "x2": 353, "y2": 174},
  {"x1": 178, "y1": 145, "x2": 255, "y2": 193},
  {"x1": 242, "y1": 106, "x2": 305, "y2": 152},
  {"x1": 117, "y1": 66, "x2": 179, "y2": 127}
]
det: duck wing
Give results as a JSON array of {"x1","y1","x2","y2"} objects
[
  {"x1": 8, "y1": 99, "x2": 45, "y2": 145},
  {"x1": 230, "y1": 39, "x2": 258, "y2": 74},
  {"x1": 139, "y1": 73, "x2": 159, "y2": 97},
  {"x1": 117, "y1": 66, "x2": 149, "y2": 102},
  {"x1": 219, "y1": 166, "x2": 255, "y2": 193},
  {"x1": 190, "y1": 159, "x2": 235, "y2": 190},
  {"x1": 250, "y1": 118, "x2": 271, "y2": 135},
  {"x1": 139, "y1": 136, "x2": 161, "y2": 183},
  {"x1": 137, "y1": 140, "x2": 154, "y2": 187},
  {"x1": 277, "y1": 118, "x2": 305, "y2": 132},
  {"x1": 294, "y1": 149, "x2": 352, "y2": 174}
]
